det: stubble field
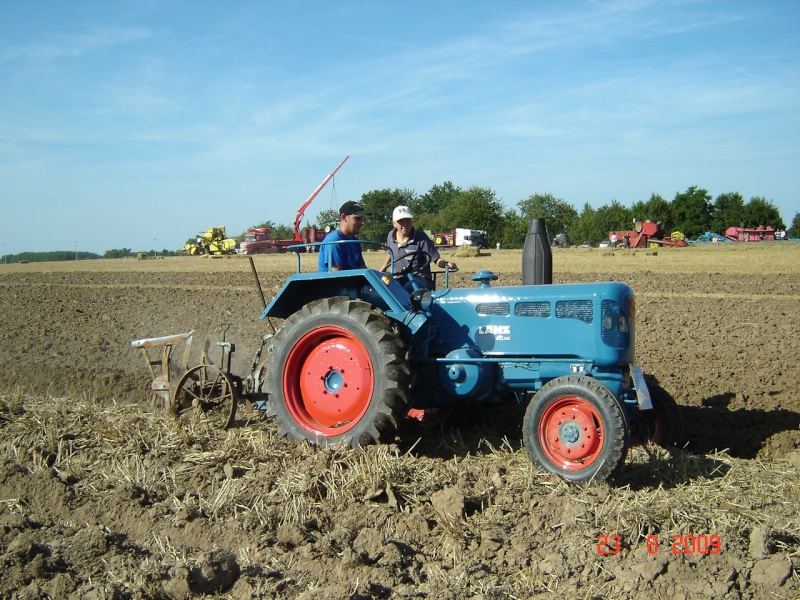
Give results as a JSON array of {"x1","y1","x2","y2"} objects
[{"x1": 1, "y1": 242, "x2": 799, "y2": 599}]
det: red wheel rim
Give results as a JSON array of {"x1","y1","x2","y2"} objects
[
  {"x1": 283, "y1": 325, "x2": 374, "y2": 435},
  {"x1": 538, "y1": 396, "x2": 604, "y2": 470}
]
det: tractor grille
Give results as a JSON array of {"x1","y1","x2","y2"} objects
[
  {"x1": 476, "y1": 303, "x2": 510, "y2": 316},
  {"x1": 556, "y1": 300, "x2": 593, "y2": 323},
  {"x1": 515, "y1": 301, "x2": 551, "y2": 318},
  {"x1": 601, "y1": 300, "x2": 630, "y2": 348}
]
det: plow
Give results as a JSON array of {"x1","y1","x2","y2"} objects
[
  {"x1": 132, "y1": 219, "x2": 682, "y2": 484},
  {"x1": 131, "y1": 326, "x2": 241, "y2": 430}
]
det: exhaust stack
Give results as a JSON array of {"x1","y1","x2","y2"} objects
[{"x1": 522, "y1": 218, "x2": 552, "y2": 285}]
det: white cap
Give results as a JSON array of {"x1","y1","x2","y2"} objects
[{"x1": 392, "y1": 205, "x2": 413, "y2": 221}]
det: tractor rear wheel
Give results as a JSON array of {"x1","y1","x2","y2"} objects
[
  {"x1": 523, "y1": 375, "x2": 628, "y2": 483},
  {"x1": 629, "y1": 382, "x2": 683, "y2": 448},
  {"x1": 264, "y1": 297, "x2": 411, "y2": 448}
]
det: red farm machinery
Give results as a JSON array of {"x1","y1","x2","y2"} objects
[
  {"x1": 609, "y1": 220, "x2": 688, "y2": 249},
  {"x1": 238, "y1": 156, "x2": 349, "y2": 255},
  {"x1": 724, "y1": 225, "x2": 777, "y2": 242}
]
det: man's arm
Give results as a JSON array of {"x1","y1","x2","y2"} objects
[
  {"x1": 328, "y1": 243, "x2": 343, "y2": 271},
  {"x1": 423, "y1": 237, "x2": 456, "y2": 270}
]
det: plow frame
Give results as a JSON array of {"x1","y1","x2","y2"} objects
[
  {"x1": 130, "y1": 331, "x2": 195, "y2": 409},
  {"x1": 131, "y1": 327, "x2": 244, "y2": 429}
]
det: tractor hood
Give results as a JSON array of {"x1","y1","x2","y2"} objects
[{"x1": 428, "y1": 281, "x2": 636, "y2": 367}]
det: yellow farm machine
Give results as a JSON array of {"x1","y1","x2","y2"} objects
[{"x1": 180, "y1": 226, "x2": 238, "y2": 255}]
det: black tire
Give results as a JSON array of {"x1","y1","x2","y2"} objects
[
  {"x1": 523, "y1": 375, "x2": 629, "y2": 483},
  {"x1": 264, "y1": 297, "x2": 411, "y2": 448},
  {"x1": 629, "y1": 382, "x2": 683, "y2": 448}
]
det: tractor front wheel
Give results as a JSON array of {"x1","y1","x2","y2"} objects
[
  {"x1": 523, "y1": 376, "x2": 628, "y2": 483},
  {"x1": 629, "y1": 382, "x2": 683, "y2": 448},
  {"x1": 264, "y1": 298, "x2": 411, "y2": 448}
]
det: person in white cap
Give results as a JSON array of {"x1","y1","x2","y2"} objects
[{"x1": 379, "y1": 205, "x2": 456, "y2": 291}]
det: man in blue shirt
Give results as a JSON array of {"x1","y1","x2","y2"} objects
[{"x1": 318, "y1": 201, "x2": 371, "y2": 271}]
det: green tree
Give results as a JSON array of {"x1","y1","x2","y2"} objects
[
  {"x1": 10, "y1": 251, "x2": 99, "y2": 262},
  {"x1": 436, "y1": 186, "x2": 505, "y2": 245},
  {"x1": 416, "y1": 181, "x2": 460, "y2": 217},
  {"x1": 103, "y1": 248, "x2": 134, "y2": 259},
  {"x1": 636, "y1": 193, "x2": 672, "y2": 230},
  {"x1": 743, "y1": 197, "x2": 785, "y2": 230},
  {"x1": 498, "y1": 209, "x2": 529, "y2": 249},
  {"x1": 274, "y1": 224, "x2": 294, "y2": 239},
  {"x1": 570, "y1": 203, "x2": 601, "y2": 244},
  {"x1": 671, "y1": 186, "x2": 712, "y2": 238},
  {"x1": 516, "y1": 193, "x2": 578, "y2": 242},
  {"x1": 313, "y1": 208, "x2": 340, "y2": 232},
  {"x1": 787, "y1": 213, "x2": 800, "y2": 238},
  {"x1": 710, "y1": 192, "x2": 745, "y2": 234},
  {"x1": 239, "y1": 220, "x2": 293, "y2": 242},
  {"x1": 595, "y1": 200, "x2": 633, "y2": 238},
  {"x1": 359, "y1": 188, "x2": 416, "y2": 243},
  {"x1": 567, "y1": 200, "x2": 631, "y2": 244}
]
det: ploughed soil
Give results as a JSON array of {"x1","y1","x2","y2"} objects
[{"x1": 1, "y1": 245, "x2": 799, "y2": 599}]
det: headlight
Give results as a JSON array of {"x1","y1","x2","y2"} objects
[{"x1": 410, "y1": 289, "x2": 432, "y2": 311}]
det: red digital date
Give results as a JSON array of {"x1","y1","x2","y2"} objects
[
  {"x1": 670, "y1": 534, "x2": 722, "y2": 555},
  {"x1": 596, "y1": 534, "x2": 723, "y2": 555},
  {"x1": 596, "y1": 533, "x2": 621, "y2": 555}
]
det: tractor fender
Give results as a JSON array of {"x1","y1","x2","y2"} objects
[{"x1": 259, "y1": 268, "x2": 429, "y2": 332}]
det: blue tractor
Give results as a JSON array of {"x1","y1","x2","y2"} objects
[{"x1": 245, "y1": 219, "x2": 681, "y2": 483}]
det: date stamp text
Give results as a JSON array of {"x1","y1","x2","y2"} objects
[{"x1": 596, "y1": 534, "x2": 723, "y2": 555}]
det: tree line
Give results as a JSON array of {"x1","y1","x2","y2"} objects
[
  {"x1": 0, "y1": 248, "x2": 180, "y2": 264},
  {"x1": 3, "y1": 184, "x2": 795, "y2": 263},
  {"x1": 298, "y1": 183, "x2": 796, "y2": 249}
]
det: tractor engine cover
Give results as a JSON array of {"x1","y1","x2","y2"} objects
[{"x1": 439, "y1": 348, "x2": 494, "y2": 401}]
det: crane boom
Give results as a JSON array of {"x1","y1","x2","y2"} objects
[{"x1": 293, "y1": 156, "x2": 350, "y2": 241}]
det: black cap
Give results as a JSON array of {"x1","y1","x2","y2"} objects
[{"x1": 339, "y1": 201, "x2": 370, "y2": 217}]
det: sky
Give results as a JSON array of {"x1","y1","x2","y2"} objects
[{"x1": 1, "y1": 0, "x2": 798, "y2": 255}]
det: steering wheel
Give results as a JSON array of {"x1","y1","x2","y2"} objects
[{"x1": 392, "y1": 250, "x2": 432, "y2": 278}]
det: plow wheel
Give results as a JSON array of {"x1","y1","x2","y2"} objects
[
  {"x1": 523, "y1": 375, "x2": 628, "y2": 483},
  {"x1": 264, "y1": 297, "x2": 411, "y2": 448},
  {"x1": 172, "y1": 364, "x2": 237, "y2": 429}
]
